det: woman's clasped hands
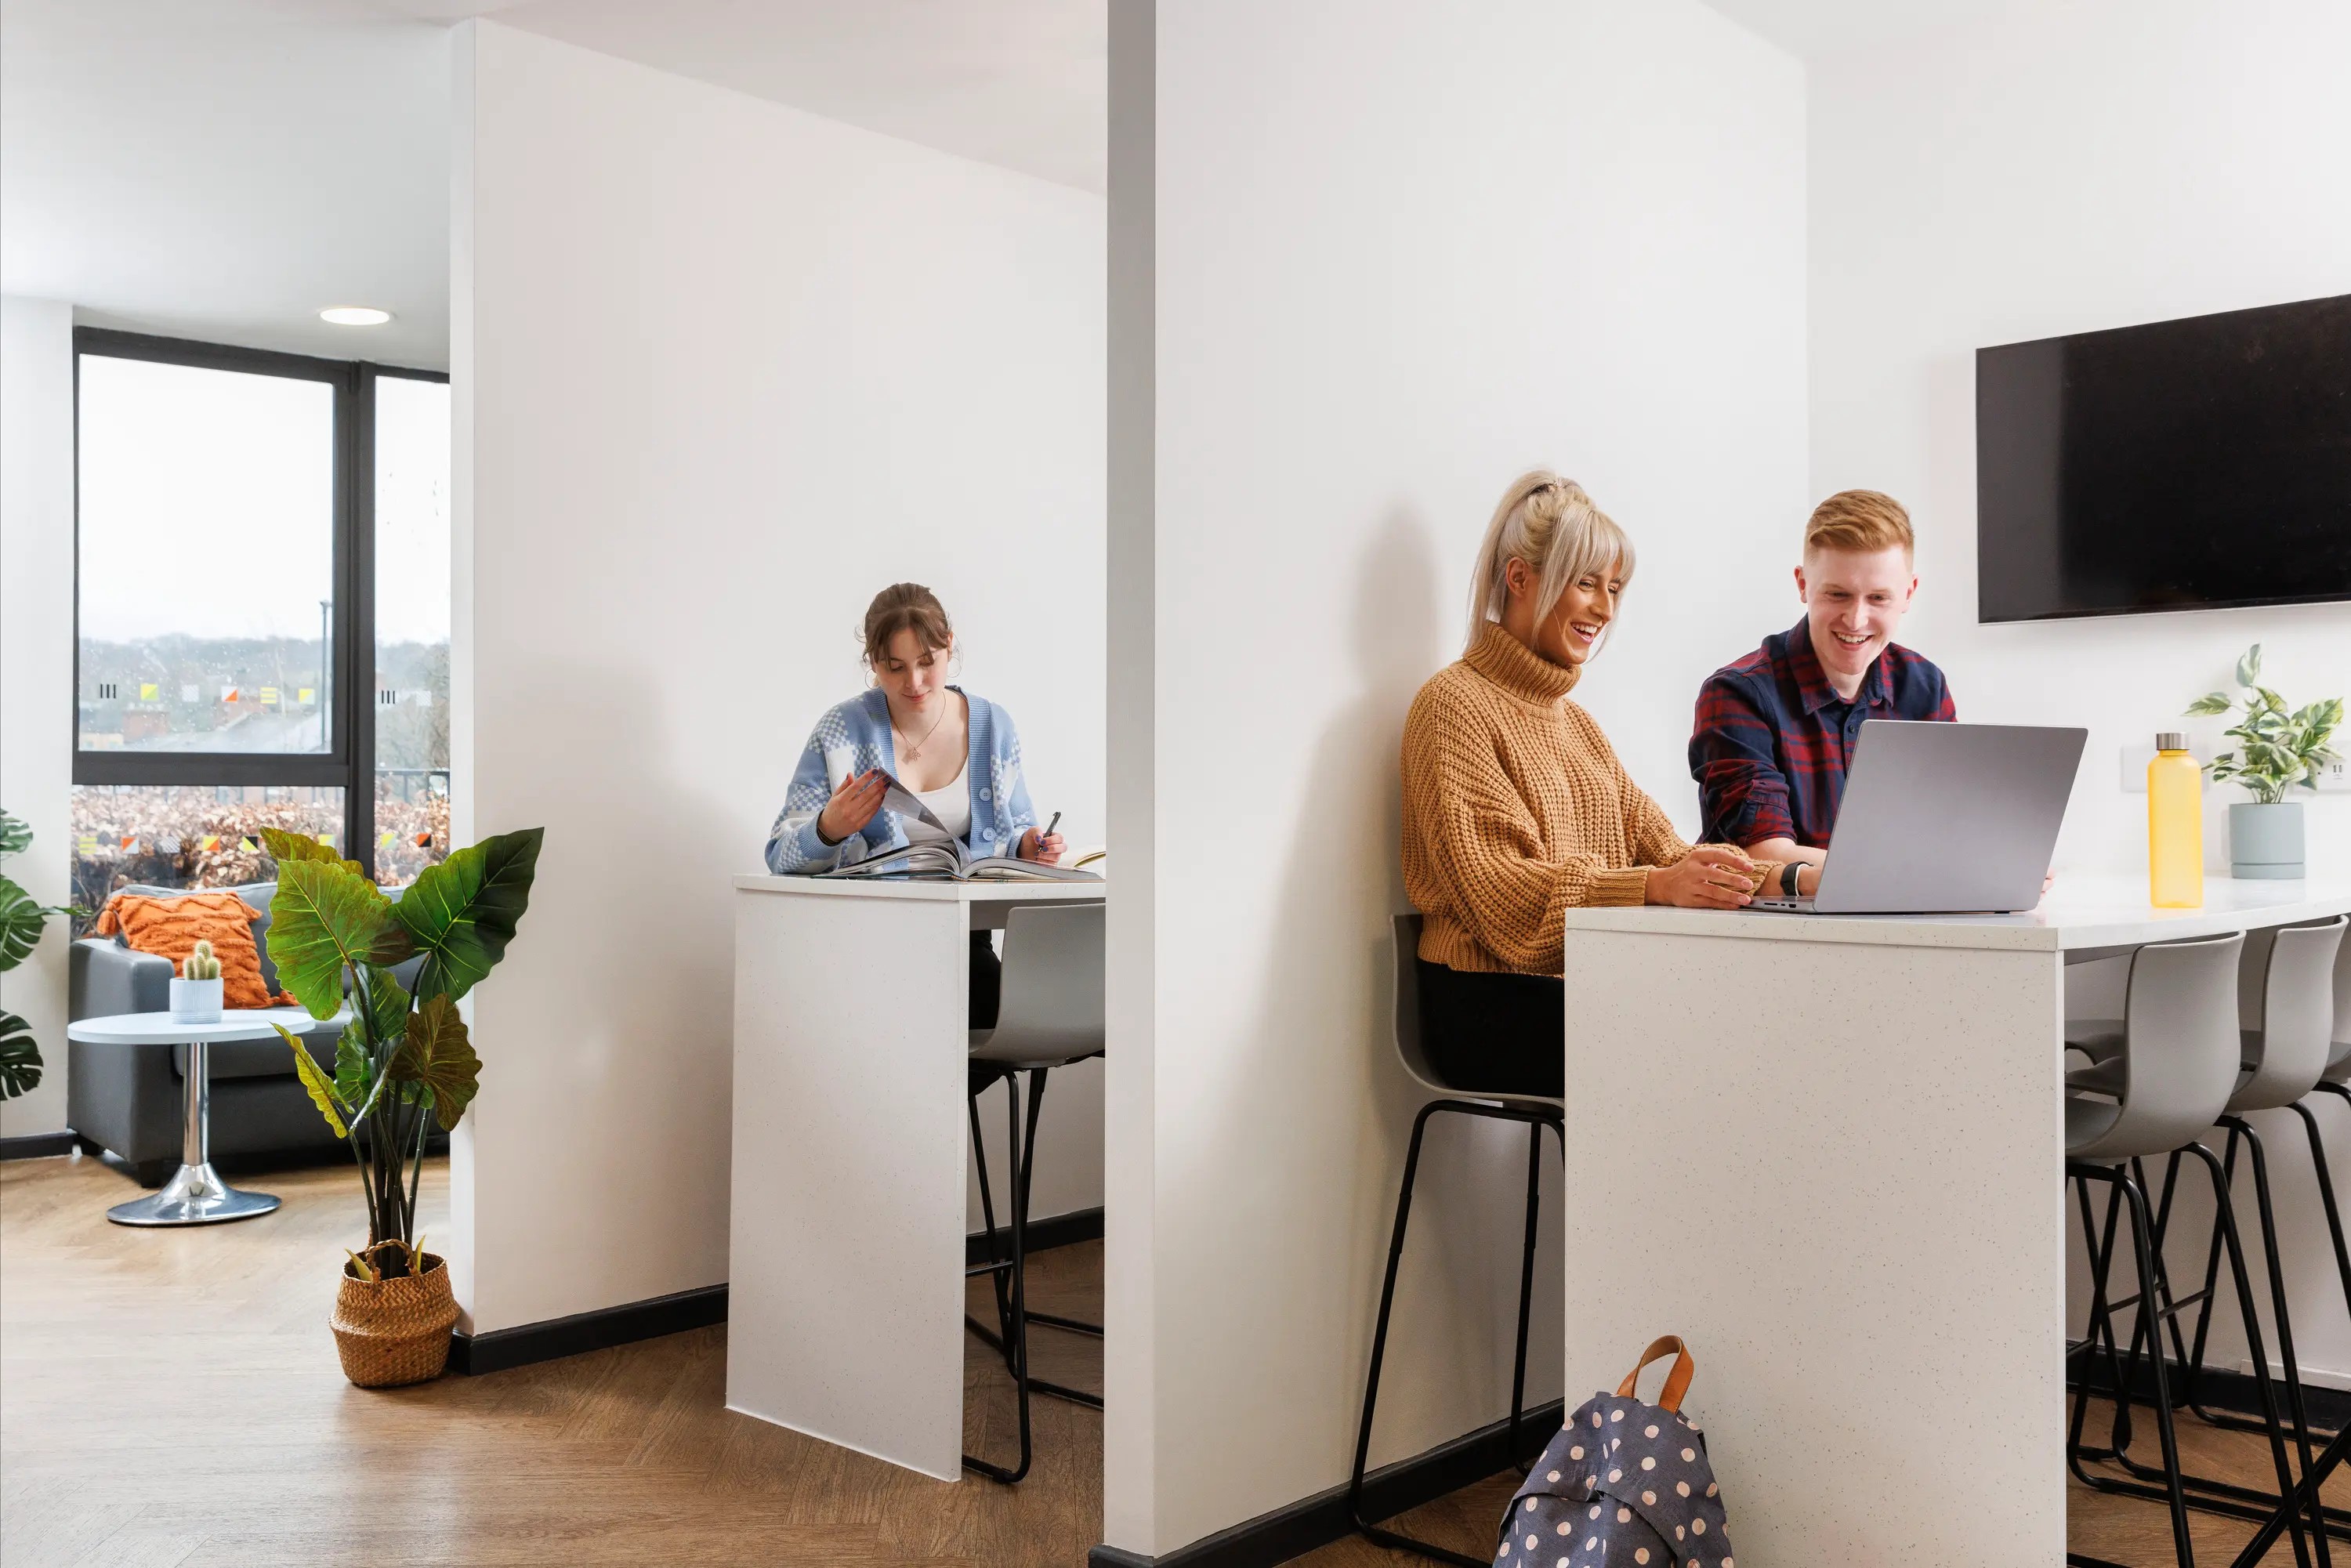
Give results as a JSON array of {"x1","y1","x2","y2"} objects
[{"x1": 1644, "y1": 845, "x2": 1766, "y2": 909}]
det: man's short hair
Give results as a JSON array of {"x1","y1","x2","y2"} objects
[{"x1": 1805, "y1": 490, "x2": 1914, "y2": 558}]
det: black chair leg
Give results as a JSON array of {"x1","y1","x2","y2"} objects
[
  {"x1": 2288, "y1": 1099, "x2": 2351, "y2": 1326},
  {"x1": 2174, "y1": 1120, "x2": 2337, "y2": 1555},
  {"x1": 2075, "y1": 1144, "x2": 2319, "y2": 1567},
  {"x1": 968, "y1": 1075, "x2": 1016, "y2": 1357},
  {"x1": 963, "y1": 1073, "x2": 1034, "y2": 1484},
  {"x1": 2117, "y1": 1137, "x2": 2345, "y2": 1548},
  {"x1": 959, "y1": 1067, "x2": 1105, "y2": 1410},
  {"x1": 1351, "y1": 1099, "x2": 1559, "y2": 1568},
  {"x1": 2069, "y1": 1159, "x2": 2197, "y2": 1567},
  {"x1": 1507, "y1": 1120, "x2": 1545, "y2": 1476}
]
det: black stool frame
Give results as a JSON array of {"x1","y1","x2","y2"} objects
[
  {"x1": 962, "y1": 1059, "x2": 1105, "y2": 1484},
  {"x1": 1349, "y1": 1095, "x2": 1564, "y2": 1567},
  {"x1": 2066, "y1": 1145, "x2": 2317, "y2": 1568}
]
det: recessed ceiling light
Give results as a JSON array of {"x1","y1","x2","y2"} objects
[{"x1": 320, "y1": 306, "x2": 393, "y2": 326}]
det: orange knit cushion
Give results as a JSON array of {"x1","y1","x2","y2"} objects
[{"x1": 94, "y1": 892, "x2": 292, "y2": 1011}]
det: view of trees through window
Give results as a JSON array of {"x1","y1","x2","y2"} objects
[
  {"x1": 373, "y1": 372, "x2": 452, "y2": 887},
  {"x1": 71, "y1": 339, "x2": 451, "y2": 920}
]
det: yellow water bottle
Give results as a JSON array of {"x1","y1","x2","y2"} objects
[{"x1": 2148, "y1": 731, "x2": 2203, "y2": 908}]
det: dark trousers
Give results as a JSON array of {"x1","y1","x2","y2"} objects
[
  {"x1": 1415, "y1": 958, "x2": 1565, "y2": 1099},
  {"x1": 970, "y1": 930, "x2": 1002, "y2": 1030}
]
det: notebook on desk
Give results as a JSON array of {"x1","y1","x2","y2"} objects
[{"x1": 1744, "y1": 719, "x2": 2085, "y2": 915}]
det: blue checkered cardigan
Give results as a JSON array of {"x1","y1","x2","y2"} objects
[{"x1": 764, "y1": 687, "x2": 1041, "y2": 875}]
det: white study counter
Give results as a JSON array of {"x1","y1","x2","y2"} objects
[
  {"x1": 727, "y1": 873, "x2": 1107, "y2": 1480},
  {"x1": 1554, "y1": 875, "x2": 2350, "y2": 1566},
  {"x1": 1563, "y1": 871, "x2": 2351, "y2": 954}
]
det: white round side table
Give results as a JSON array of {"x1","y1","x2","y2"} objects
[{"x1": 67, "y1": 1007, "x2": 346, "y2": 1226}]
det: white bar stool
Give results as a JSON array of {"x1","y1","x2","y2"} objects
[
  {"x1": 2141, "y1": 917, "x2": 2347, "y2": 1546},
  {"x1": 962, "y1": 902, "x2": 1106, "y2": 1485},
  {"x1": 1349, "y1": 914, "x2": 1564, "y2": 1568},
  {"x1": 2060, "y1": 929, "x2": 2313, "y2": 1568}
]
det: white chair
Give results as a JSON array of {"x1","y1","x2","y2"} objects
[
  {"x1": 2061, "y1": 929, "x2": 2317, "y2": 1565},
  {"x1": 1349, "y1": 914, "x2": 1565, "y2": 1568},
  {"x1": 962, "y1": 903, "x2": 1105, "y2": 1485}
]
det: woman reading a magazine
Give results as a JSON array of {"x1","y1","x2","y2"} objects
[
  {"x1": 765, "y1": 583, "x2": 1067, "y2": 1023},
  {"x1": 1400, "y1": 472, "x2": 1783, "y2": 1096}
]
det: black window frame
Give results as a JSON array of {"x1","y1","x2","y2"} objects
[{"x1": 71, "y1": 327, "x2": 451, "y2": 885}]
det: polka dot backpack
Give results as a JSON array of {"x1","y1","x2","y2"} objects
[{"x1": 1496, "y1": 1336, "x2": 1734, "y2": 1568}]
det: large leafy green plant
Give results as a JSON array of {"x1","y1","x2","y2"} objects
[
  {"x1": 263, "y1": 824, "x2": 542, "y2": 1272},
  {"x1": 1, "y1": 809, "x2": 86, "y2": 1101},
  {"x1": 2186, "y1": 645, "x2": 2343, "y2": 806}
]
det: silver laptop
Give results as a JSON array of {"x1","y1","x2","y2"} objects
[{"x1": 1746, "y1": 720, "x2": 2086, "y2": 914}]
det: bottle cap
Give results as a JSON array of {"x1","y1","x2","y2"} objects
[{"x1": 2156, "y1": 731, "x2": 2187, "y2": 752}]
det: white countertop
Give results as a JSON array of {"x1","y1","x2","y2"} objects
[
  {"x1": 734, "y1": 874, "x2": 1105, "y2": 904},
  {"x1": 1558, "y1": 873, "x2": 2351, "y2": 952}
]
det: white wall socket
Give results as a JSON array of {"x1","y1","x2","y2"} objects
[{"x1": 2317, "y1": 754, "x2": 2351, "y2": 794}]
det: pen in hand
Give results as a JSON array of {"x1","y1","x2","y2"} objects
[{"x1": 1044, "y1": 811, "x2": 1061, "y2": 840}]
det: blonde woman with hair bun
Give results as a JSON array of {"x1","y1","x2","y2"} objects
[{"x1": 1398, "y1": 470, "x2": 1784, "y2": 1095}]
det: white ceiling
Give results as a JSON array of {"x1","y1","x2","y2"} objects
[
  {"x1": 1, "y1": 0, "x2": 1104, "y2": 369},
  {"x1": 449, "y1": 0, "x2": 1107, "y2": 196},
  {"x1": 1, "y1": 0, "x2": 456, "y2": 367},
  {"x1": 1699, "y1": 0, "x2": 2014, "y2": 61}
]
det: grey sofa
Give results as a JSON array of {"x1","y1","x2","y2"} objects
[{"x1": 67, "y1": 882, "x2": 429, "y2": 1186}]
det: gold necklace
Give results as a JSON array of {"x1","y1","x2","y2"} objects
[{"x1": 894, "y1": 701, "x2": 948, "y2": 761}]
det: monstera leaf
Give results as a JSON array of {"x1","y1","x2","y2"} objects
[
  {"x1": 0, "y1": 809, "x2": 30, "y2": 857},
  {"x1": 0, "y1": 878, "x2": 53, "y2": 972},
  {"x1": 392, "y1": 828, "x2": 543, "y2": 1002},
  {"x1": 0, "y1": 1012, "x2": 42, "y2": 1100},
  {"x1": 266, "y1": 861, "x2": 400, "y2": 1020},
  {"x1": 389, "y1": 994, "x2": 481, "y2": 1132}
]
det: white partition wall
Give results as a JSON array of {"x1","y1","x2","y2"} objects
[
  {"x1": 451, "y1": 20, "x2": 1105, "y2": 1335},
  {"x1": 1105, "y1": 1, "x2": 1807, "y2": 1552},
  {"x1": 0, "y1": 295, "x2": 76, "y2": 1142}
]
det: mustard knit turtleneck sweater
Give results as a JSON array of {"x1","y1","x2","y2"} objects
[{"x1": 1401, "y1": 622, "x2": 1768, "y2": 976}]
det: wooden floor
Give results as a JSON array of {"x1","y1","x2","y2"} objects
[
  {"x1": 3, "y1": 1151, "x2": 2341, "y2": 1566},
  {"x1": 1, "y1": 1153, "x2": 1100, "y2": 1567}
]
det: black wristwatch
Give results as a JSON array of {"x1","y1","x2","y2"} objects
[{"x1": 1780, "y1": 860, "x2": 1804, "y2": 897}]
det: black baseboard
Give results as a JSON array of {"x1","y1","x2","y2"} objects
[
  {"x1": 1089, "y1": 1400, "x2": 1563, "y2": 1568},
  {"x1": 451, "y1": 1283, "x2": 729, "y2": 1376},
  {"x1": 452, "y1": 1205, "x2": 1107, "y2": 1378},
  {"x1": 2069, "y1": 1340, "x2": 2349, "y2": 1432},
  {"x1": 0, "y1": 1132, "x2": 78, "y2": 1161},
  {"x1": 968, "y1": 1204, "x2": 1103, "y2": 1267}
]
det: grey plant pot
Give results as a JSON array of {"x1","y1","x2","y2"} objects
[{"x1": 2228, "y1": 800, "x2": 2306, "y2": 881}]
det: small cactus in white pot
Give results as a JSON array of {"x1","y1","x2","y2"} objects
[{"x1": 170, "y1": 940, "x2": 225, "y2": 1023}]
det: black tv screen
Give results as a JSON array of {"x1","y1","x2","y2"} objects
[{"x1": 1976, "y1": 294, "x2": 2351, "y2": 622}]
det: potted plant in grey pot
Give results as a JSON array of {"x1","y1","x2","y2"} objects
[{"x1": 2186, "y1": 645, "x2": 2342, "y2": 880}]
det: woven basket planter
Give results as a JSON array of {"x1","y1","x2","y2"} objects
[{"x1": 332, "y1": 1248, "x2": 458, "y2": 1388}]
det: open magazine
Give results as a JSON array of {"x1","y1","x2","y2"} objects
[{"x1": 813, "y1": 774, "x2": 1104, "y2": 883}]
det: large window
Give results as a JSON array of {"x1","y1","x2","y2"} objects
[{"x1": 71, "y1": 331, "x2": 450, "y2": 916}]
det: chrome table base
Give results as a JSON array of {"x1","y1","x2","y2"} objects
[
  {"x1": 107, "y1": 1161, "x2": 281, "y2": 1226},
  {"x1": 105, "y1": 1036, "x2": 280, "y2": 1227}
]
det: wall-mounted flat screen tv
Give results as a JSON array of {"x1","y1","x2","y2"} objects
[{"x1": 1976, "y1": 293, "x2": 2351, "y2": 622}]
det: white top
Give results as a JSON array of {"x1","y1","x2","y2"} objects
[
  {"x1": 1558, "y1": 873, "x2": 2351, "y2": 954},
  {"x1": 67, "y1": 1006, "x2": 350, "y2": 1045},
  {"x1": 903, "y1": 766, "x2": 973, "y2": 845}
]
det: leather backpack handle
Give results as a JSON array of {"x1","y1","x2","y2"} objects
[{"x1": 1614, "y1": 1335, "x2": 1695, "y2": 1413}]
